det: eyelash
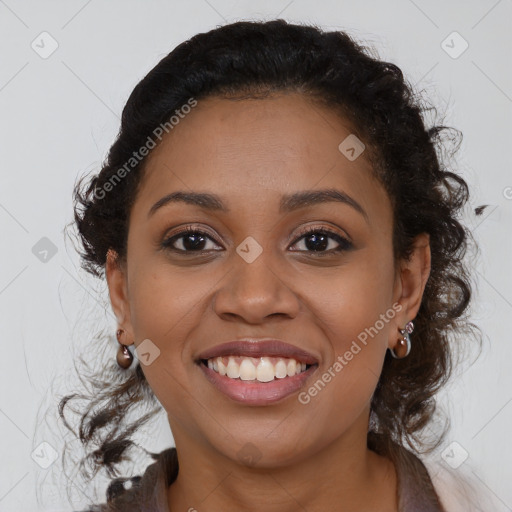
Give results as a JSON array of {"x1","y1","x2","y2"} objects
[{"x1": 161, "y1": 224, "x2": 353, "y2": 255}]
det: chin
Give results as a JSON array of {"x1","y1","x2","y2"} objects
[{"x1": 216, "y1": 435, "x2": 312, "y2": 469}]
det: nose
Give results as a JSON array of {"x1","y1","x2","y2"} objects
[{"x1": 212, "y1": 246, "x2": 300, "y2": 324}]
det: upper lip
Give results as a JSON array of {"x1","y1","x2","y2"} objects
[{"x1": 196, "y1": 339, "x2": 319, "y2": 365}]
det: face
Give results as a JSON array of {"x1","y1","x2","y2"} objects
[{"x1": 107, "y1": 92, "x2": 430, "y2": 468}]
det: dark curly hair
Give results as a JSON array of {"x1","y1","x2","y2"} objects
[{"x1": 58, "y1": 18, "x2": 484, "y2": 508}]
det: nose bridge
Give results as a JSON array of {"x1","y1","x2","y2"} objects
[
  {"x1": 213, "y1": 235, "x2": 299, "y2": 322},
  {"x1": 236, "y1": 238, "x2": 277, "y2": 289}
]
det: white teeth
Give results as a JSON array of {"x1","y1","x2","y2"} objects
[
  {"x1": 256, "y1": 357, "x2": 274, "y2": 382},
  {"x1": 286, "y1": 359, "x2": 296, "y2": 377},
  {"x1": 275, "y1": 359, "x2": 288, "y2": 379},
  {"x1": 218, "y1": 359, "x2": 227, "y2": 376},
  {"x1": 226, "y1": 356, "x2": 240, "y2": 378},
  {"x1": 206, "y1": 356, "x2": 310, "y2": 382},
  {"x1": 239, "y1": 359, "x2": 256, "y2": 380}
]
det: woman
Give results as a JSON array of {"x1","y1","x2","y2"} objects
[{"x1": 61, "y1": 19, "x2": 491, "y2": 511}]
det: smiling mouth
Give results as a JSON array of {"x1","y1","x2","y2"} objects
[{"x1": 199, "y1": 355, "x2": 316, "y2": 383}]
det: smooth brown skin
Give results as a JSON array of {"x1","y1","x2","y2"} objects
[{"x1": 106, "y1": 92, "x2": 431, "y2": 512}]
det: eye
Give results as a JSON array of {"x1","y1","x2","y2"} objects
[
  {"x1": 160, "y1": 224, "x2": 353, "y2": 255},
  {"x1": 161, "y1": 225, "x2": 222, "y2": 253},
  {"x1": 289, "y1": 226, "x2": 352, "y2": 254}
]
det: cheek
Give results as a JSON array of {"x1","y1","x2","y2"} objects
[
  {"x1": 126, "y1": 263, "x2": 209, "y2": 398},
  {"x1": 295, "y1": 277, "x2": 393, "y2": 444},
  {"x1": 299, "y1": 250, "x2": 395, "y2": 403},
  {"x1": 126, "y1": 266, "x2": 201, "y2": 424},
  {"x1": 128, "y1": 262, "x2": 211, "y2": 344},
  {"x1": 302, "y1": 247, "x2": 395, "y2": 344}
]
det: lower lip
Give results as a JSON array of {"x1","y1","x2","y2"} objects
[{"x1": 198, "y1": 361, "x2": 318, "y2": 405}]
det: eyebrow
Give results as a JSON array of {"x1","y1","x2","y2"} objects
[{"x1": 148, "y1": 188, "x2": 369, "y2": 223}]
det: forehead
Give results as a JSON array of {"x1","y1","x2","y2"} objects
[{"x1": 133, "y1": 93, "x2": 391, "y2": 225}]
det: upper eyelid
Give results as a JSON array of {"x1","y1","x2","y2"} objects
[
  {"x1": 293, "y1": 225, "x2": 350, "y2": 241},
  {"x1": 163, "y1": 224, "x2": 350, "y2": 249},
  {"x1": 165, "y1": 224, "x2": 346, "y2": 239}
]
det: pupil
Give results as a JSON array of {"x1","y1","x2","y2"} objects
[
  {"x1": 306, "y1": 233, "x2": 328, "y2": 251},
  {"x1": 183, "y1": 234, "x2": 206, "y2": 250}
]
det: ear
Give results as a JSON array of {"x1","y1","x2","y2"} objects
[
  {"x1": 105, "y1": 249, "x2": 135, "y2": 347},
  {"x1": 389, "y1": 233, "x2": 431, "y2": 350}
]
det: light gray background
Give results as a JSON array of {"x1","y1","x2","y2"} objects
[{"x1": 1, "y1": 1, "x2": 511, "y2": 510}]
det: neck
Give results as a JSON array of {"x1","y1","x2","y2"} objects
[{"x1": 166, "y1": 413, "x2": 397, "y2": 512}]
